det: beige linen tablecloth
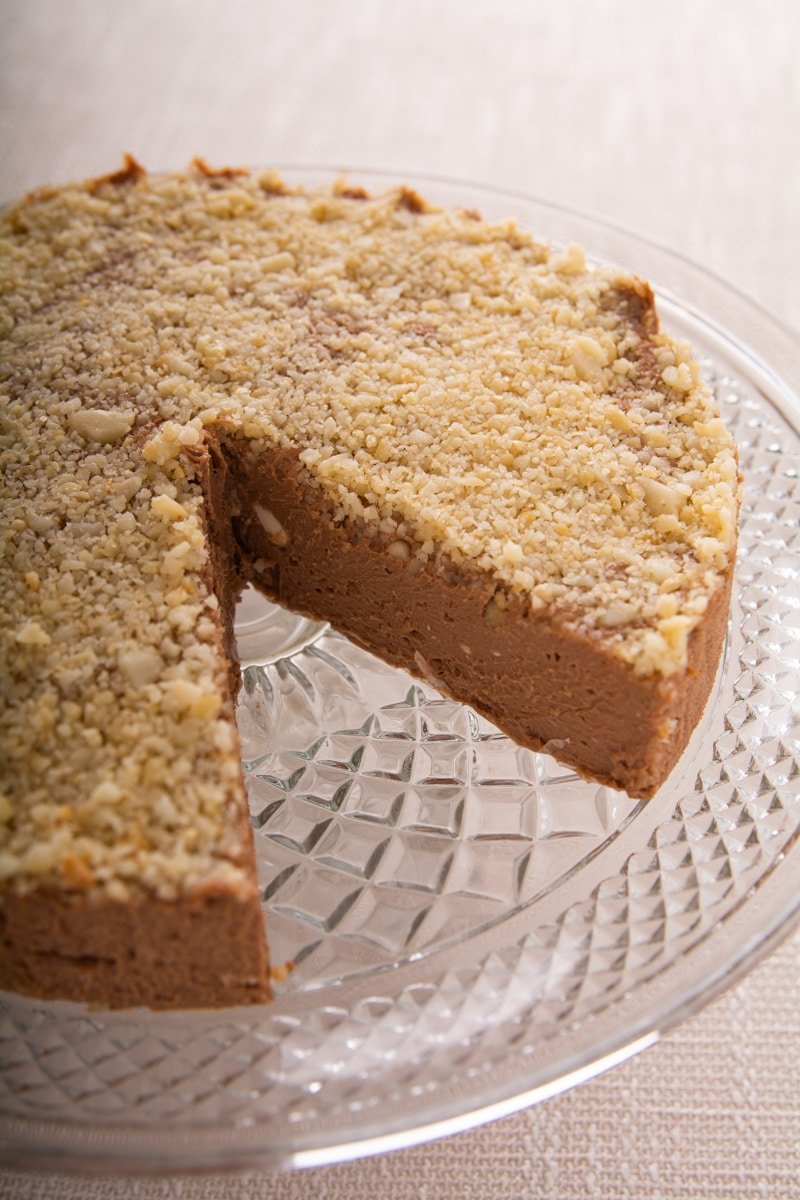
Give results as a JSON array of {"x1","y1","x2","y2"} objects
[{"x1": 1, "y1": 2, "x2": 798, "y2": 1197}]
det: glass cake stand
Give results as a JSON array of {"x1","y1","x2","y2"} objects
[{"x1": 1, "y1": 170, "x2": 799, "y2": 1174}]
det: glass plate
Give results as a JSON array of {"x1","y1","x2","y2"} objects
[{"x1": 2, "y1": 169, "x2": 799, "y2": 1174}]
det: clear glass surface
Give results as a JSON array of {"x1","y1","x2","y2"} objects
[{"x1": 1, "y1": 170, "x2": 799, "y2": 1173}]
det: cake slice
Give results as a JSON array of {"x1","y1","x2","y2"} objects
[{"x1": 0, "y1": 161, "x2": 739, "y2": 1008}]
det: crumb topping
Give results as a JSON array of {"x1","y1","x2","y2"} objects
[{"x1": 0, "y1": 166, "x2": 739, "y2": 894}]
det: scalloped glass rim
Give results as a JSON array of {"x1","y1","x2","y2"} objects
[{"x1": 1, "y1": 167, "x2": 799, "y2": 1175}]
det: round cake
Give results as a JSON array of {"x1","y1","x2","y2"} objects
[{"x1": 0, "y1": 160, "x2": 740, "y2": 1008}]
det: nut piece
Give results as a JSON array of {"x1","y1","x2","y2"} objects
[
  {"x1": 571, "y1": 335, "x2": 607, "y2": 382},
  {"x1": 61, "y1": 853, "x2": 95, "y2": 889},
  {"x1": 69, "y1": 407, "x2": 135, "y2": 444},
  {"x1": 483, "y1": 593, "x2": 507, "y2": 628},
  {"x1": 658, "y1": 613, "x2": 695, "y2": 658},
  {"x1": 15, "y1": 620, "x2": 51, "y2": 647},
  {"x1": 502, "y1": 540, "x2": 524, "y2": 565},
  {"x1": 606, "y1": 404, "x2": 633, "y2": 434},
  {"x1": 254, "y1": 503, "x2": 289, "y2": 547},
  {"x1": 261, "y1": 251, "x2": 296, "y2": 273},
  {"x1": 26, "y1": 513, "x2": 56, "y2": 533},
  {"x1": 164, "y1": 678, "x2": 223, "y2": 719},
  {"x1": 118, "y1": 646, "x2": 164, "y2": 688},
  {"x1": 151, "y1": 494, "x2": 188, "y2": 521},
  {"x1": 641, "y1": 476, "x2": 683, "y2": 518},
  {"x1": 387, "y1": 539, "x2": 411, "y2": 560},
  {"x1": 598, "y1": 601, "x2": 637, "y2": 628}
]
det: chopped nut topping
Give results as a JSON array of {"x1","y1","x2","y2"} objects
[{"x1": 0, "y1": 168, "x2": 739, "y2": 897}]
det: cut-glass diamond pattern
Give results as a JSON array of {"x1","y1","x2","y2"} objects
[
  {"x1": 241, "y1": 672, "x2": 638, "y2": 977},
  {"x1": 1, "y1": 326, "x2": 799, "y2": 1170}
]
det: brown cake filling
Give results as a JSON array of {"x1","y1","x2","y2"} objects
[{"x1": 220, "y1": 437, "x2": 732, "y2": 799}]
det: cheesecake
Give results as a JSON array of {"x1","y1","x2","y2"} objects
[{"x1": 0, "y1": 160, "x2": 739, "y2": 1007}]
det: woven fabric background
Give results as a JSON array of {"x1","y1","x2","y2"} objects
[{"x1": 1, "y1": 2, "x2": 798, "y2": 1197}]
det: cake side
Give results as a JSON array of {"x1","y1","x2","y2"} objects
[
  {"x1": 222, "y1": 442, "x2": 732, "y2": 798},
  {"x1": 0, "y1": 887, "x2": 268, "y2": 1009}
]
